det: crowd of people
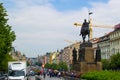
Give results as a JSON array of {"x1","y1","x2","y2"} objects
[
  {"x1": 38, "y1": 68, "x2": 81, "y2": 79},
  {"x1": 39, "y1": 69, "x2": 61, "y2": 78}
]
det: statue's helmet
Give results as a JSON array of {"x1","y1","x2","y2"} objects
[{"x1": 84, "y1": 19, "x2": 87, "y2": 22}]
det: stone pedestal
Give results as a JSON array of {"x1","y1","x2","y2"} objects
[
  {"x1": 84, "y1": 47, "x2": 94, "y2": 62},
  {"x1": 73, "y1": 62, "x2": 80, "y2": 71},
  {"x1": 80, "y1": 62, "x2": 87, "y2": 73},
  {"x1": 96, "y1": 62, "x2": 102, "y2": 71},
  {"x1": 73, "y1": 43, "x2": 102, "y2": 73}
]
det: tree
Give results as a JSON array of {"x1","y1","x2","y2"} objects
[
  {"x1": 27, "y1": 61, "x2": 30, "y2": 66},
  {"x1": 45, "y1": 63, "x2": 58, "y2": 70},
  {"x1": 109, "y1": 52, "x2": 120, "y2": 70},
  {"x1": 51, "y1": 63, "x2": 58, "y2": 70},
  {"x1": 58, "y1": 62, "x2": 68, "y2": 71},
  {"x1": 0, "y1": 53, "x2": 14, "y2": 72},
  {"x1": 101, "y1": 59, "x2": 110, "y2": 70},
  {"x1": 35, "y1": 62, "x2": 42, "y2": 66},
  {"x1": 0, "y1": 3, "x2": 16, "y2": 71},
  {"x1": 102, "y1": 52, "x2": 120, "y2": 70},
  {"x1": 45, "y1": 62, "x2": 68, "y2": 71},
  {"x1": 45, "y1": 63, "x2": 52, "y2": 69}
]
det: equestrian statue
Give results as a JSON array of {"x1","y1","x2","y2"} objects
[{"x1": 80, "y1": 19, "x2": 90, "y2": 42}]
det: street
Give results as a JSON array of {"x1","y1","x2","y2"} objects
[
  {"x1": 28, "y1": 76, "x2": 35, "y2": 80},
  {"x1": 40, "y1": 76, "x2": 64, "y2": 80},
  {"x1": 29, "y1": 75, "x2": 65, "y2": 80}
]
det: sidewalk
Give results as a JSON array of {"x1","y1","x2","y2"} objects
[{"x1": 39, "y1": 75, "x2": 64, "y2": 80}]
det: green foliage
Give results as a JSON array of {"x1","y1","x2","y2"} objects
[
  {"x1": 83, "y1": 53, "x2": 120, "y2": 79},
  {"x1": 51, "y1": 63, "x2": 58, "y2": 70},
  {"x1": 27, "y1": 61, "x2": 30, "y2": 66},
  {"x1": 109, "y1": 53, "x2": 120, "y2": 70},
  {"x1": 102, "y1": 52, "x2": 120, "y2": 70},
  {"x1": 0, "y1": 53, "x2": 14, "y2": 71},
  {"x1": 0, "y1": 3, "x2": 16, "y2": 71},
  {"x1": 81, "y1": 70, "x2": 120, "y2": 80},
  {"x1": 45, "y1": 62, "x2": 68, "y2": 71},
  {"x1": 45, "y1": 63, "x2": 58, "y2": 70},
  {"x1": 35, "y1": 62, "x2": 42, "y2": 66},
  {"x1": 45, "y1": 63, "x2": 52, "y2": 69},
  {"x1": 101, "y1": 59, "x2": 110, "y2": 70},
  {"x1": 58, "y1": 62, "x2": 68, "y2": 71}
]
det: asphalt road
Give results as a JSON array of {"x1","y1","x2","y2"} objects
[{"x1": 29, "y1": 75, "x2": 64, "y2": 80}]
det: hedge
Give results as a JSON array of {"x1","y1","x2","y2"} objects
[{"x1": 81, "y1": 70, "x2": 120, "y2": 80}]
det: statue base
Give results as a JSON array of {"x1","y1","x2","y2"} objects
[
  {"x1": 73, "y1": 43, "x2": 102, "y2": 73},
  {"x1": 80, "y1": 41, "x2": 92, "y2": 48}
]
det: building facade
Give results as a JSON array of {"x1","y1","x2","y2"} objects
[
  {"x1": 98, "y1": 34, "x2": 110, "y2": 59},
  {"x1": 10, "y1": 48, "x2": 26, "y2": 61},
  {"x1": 110, "y1": 25, "x2": 120, "y2": 55}
]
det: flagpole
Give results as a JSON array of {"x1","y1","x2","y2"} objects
[
  {"x1": 88, "y1": 9, "x2": 90, "y2": 22},
  {"x1": 88, "y1": 9, "x2": 93, "y2": 39}
]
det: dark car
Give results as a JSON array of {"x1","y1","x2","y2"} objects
[
  {"x1": 27, "y1": 70, "x2": 35, "y2": 76},
  {"x1": 0, "y1": 73, "x2": 8, "y2": 80}
]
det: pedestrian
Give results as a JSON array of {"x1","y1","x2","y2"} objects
[
  {"x1": 58, "y1": 71, "x2": 61, "y2": 78},
  {"x1": 49, "y1": 71, "x2": 52, "y2": 78},
  {"x1": 43, "y1": 71, "x2": 46, "y2": 79},
  {"x1": 71, "y1": 72, "x2": 74, "y2": 78}
]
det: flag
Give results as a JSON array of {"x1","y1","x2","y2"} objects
[{"x1": 89, "y1": 12, "x2": 93, "y2": 15}]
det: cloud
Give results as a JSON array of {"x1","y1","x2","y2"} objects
[
  {"x1": 7, "y1": 2, "x2": 81, "y2": 57},
  {"x1": 90, "y1": 0, "x2": 120, "y2": 25},
  {"x1": 4, "y1": 0, "x2": 120, "y2": 57}
]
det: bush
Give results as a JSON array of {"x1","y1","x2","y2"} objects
[
  {"x1": 109, "y1": 53, "x2": 120, "y2": 70},
  {"x1": 101, "y1": 59, "x2": 110, "y2": 70},
  {"x1": 102, "y1": 53, "x2": 120, "y2": 70},
  {"x1": 81, "y1": 70, "x2": 120, "y2": 80}
]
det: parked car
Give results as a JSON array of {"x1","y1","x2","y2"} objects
[
  {"x1": 0, "y1": 73, "x2": 7, "y2": 80},
  {"x1": 27, "y1": 70, "x2": 35, "y2": 76}
]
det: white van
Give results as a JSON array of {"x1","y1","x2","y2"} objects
[{"x1": 8, "y1": 61, "x2": 27, "y2": 80}]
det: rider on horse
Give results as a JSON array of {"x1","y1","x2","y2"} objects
[{"x1": 80, "y1": 19, "x2": 90, "y2": 42}]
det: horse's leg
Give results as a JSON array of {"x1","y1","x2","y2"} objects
[
  {"x1": 82, "y1": 35, "x2": 84, "y2": 42},
  {"x1": 82, "y1": 35, "x2": 85, "y2": 43},
  {"x1": 82, "y1": 35, "x2": 83, "y2": 42},
  {"x1": 84, "y1": 35, "x2": 86, "y2": 42}
]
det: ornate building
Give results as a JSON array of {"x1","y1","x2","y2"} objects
[
  {"x1": 110, "y1": 23, "x2": 120, "y2": 55},
  {"x1": 59, "y1": 42, "x2": 80, "y2": 70},
  {"x1": 10, "y1": 47, "x2": 26, "y2": 61},
  {"x1": 96, "y1": 23, "x2": 120, "y2": 59},
  {"x1": 97, "y1": 33, "x2": 110, "y2": 59}
]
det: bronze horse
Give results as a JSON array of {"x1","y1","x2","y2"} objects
[{"x1": 80, "y1": 19, "x2": 90, "y2": 42}]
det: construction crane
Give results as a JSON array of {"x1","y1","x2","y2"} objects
[
  {"x1": 74, "y1": 19, "x2": 113, "y2": 39},
  {"x1": 64, "y1": 39, "x2": 80, "y2": 50},
  {"x1": 74, "y1": 11, "x2": 113, "y2": 39},
  {"x1": 64, "y1": 39, "x2": 78, "y2": 44}
]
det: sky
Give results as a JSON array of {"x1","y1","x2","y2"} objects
[{"x1": 0, "y1": 0, "x2": 120, "y2": 57}]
